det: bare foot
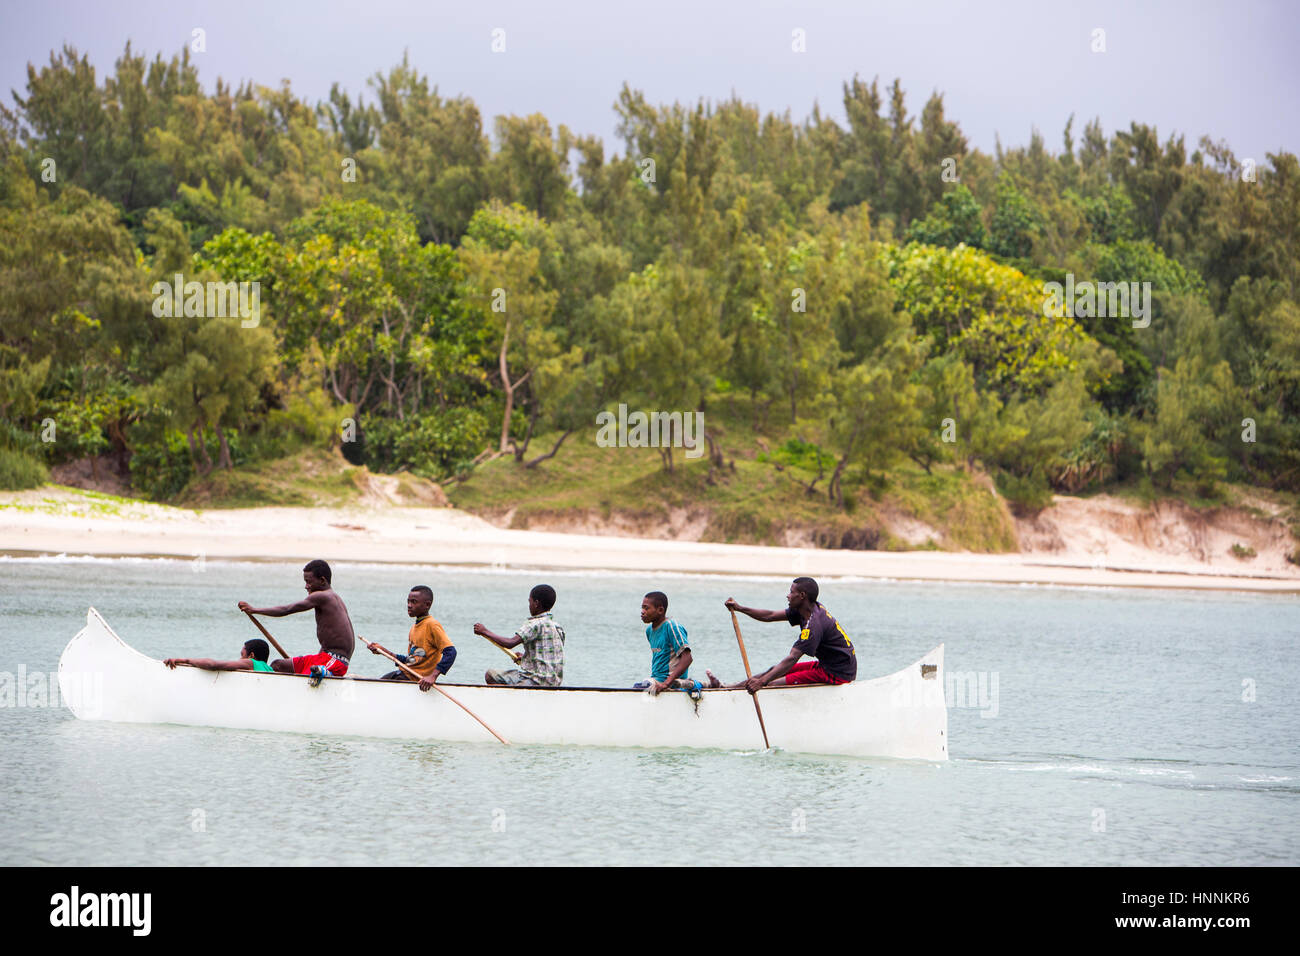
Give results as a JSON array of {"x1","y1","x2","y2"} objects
[{"x1": 705, "y1": 670, "x2": 723, "y2": 689}]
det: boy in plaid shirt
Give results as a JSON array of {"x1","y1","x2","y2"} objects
[{"x1": 477, "y1": 584, "x2": 565, "y2": 687}]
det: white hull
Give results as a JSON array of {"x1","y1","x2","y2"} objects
[{"x1": 58, "y1": 608, "x2": 949, "y2": 760}]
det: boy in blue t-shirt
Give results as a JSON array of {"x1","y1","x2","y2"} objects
[{"x1": 636, "y1": 591, "x2": 696, "y2": 695}]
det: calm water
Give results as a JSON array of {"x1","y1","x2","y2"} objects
[{"x1": 1, "y1": 556, "x2": 1296, "y2": 865}]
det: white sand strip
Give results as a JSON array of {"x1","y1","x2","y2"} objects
[{"x1": 2, "y1": 490, "x2": 1298, "y2": 593}]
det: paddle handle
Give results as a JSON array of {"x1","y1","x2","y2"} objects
[
  {"x1": 729, "y1": 609, "x2": 771, "y2": 749},
  {"x1": 731, "y1": 610, "x2": 756, "y2": 678},
  {"x1": 367, "y1": 640, "x2": 510, "y2": 746},
  {"x1": 244, "y1": 609, "x2": 291, "y2": 660},
  {"x1": 482, "y1": 633, "x2": 523, "y2": 663},
  {"x1": 368, "y1": 641, "x2": 429, "y2": 682}
]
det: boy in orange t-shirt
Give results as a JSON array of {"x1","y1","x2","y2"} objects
[{"x1": 370, "y1": 586, "x2": 455, "y2": 682}]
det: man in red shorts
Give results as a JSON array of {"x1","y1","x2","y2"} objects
[
  {"x1": 238, "y1": 559, "x2": 355, "y2": 686},
  {"x1": 707, "y1": 577, "x2": 856, "y2": 692}
]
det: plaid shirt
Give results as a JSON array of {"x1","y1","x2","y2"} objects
[{"x1": 515, "y1": 612, "x2": 565, "y2": 686}]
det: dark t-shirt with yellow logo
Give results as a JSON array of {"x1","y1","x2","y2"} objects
[{"x1": 786, "y1": 603, "x2": 856, "y2": 682}]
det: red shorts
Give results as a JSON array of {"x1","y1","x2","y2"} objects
[
  {"x1": 292, "y1": 652, "x2": 349, "y2": 677},
  {"x1": 784, "y1": 661, "x2": 850, "y2": 686}
]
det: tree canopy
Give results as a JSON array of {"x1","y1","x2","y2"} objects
[{"x1": 3, "y1": 46, "x2": 1297, "y2": 509}]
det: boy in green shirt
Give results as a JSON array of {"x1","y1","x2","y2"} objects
[
  {"x1": 164, "y1": 639, "x2": 276, "y2": 673},
  {"x1": 636, "y1": 591, "x2": 699, "y2": 696}
]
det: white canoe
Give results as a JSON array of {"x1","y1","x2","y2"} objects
[{"x1": 59, "y1": 607, "x2": 949, "y2": 760}]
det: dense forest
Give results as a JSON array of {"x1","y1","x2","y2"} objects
[{"x1": 2, "y1": 44, "x2": 1298, "y2": 514}]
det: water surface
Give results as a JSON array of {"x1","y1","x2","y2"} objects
[{"x1": 1, "y1": 556, "x2": 1295, "y2": 865}]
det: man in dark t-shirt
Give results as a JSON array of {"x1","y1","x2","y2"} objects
[{"x1": 707, "y1": 577, "x2": 857, "y2": 693}]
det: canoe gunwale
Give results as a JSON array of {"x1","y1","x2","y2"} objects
[{"x1": 191, "y1": 672, "x2": 881, "y2": 694}]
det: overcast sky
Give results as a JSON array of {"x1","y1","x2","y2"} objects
[{"x1": 3, "y1": 0, "x2": 1297, "y2": 164}]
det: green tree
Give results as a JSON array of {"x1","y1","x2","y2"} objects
[
  {"x1": 1108, "y1": 123, "x2": 1185, "y2": 239},
  {"x1": 368, "y1": 54, "x2": 489, "y2": 243},
  {"x1": 597, "y1": 256, "x2": 730, "y2": 470},
  {"x1": 274, "y1": 200, "x2": 469, "y2": 423},
  {"x1": 490, "y1": 113, "x2": 574, "y2": 222},
  {"x1": 906, "y1": 185, "x2": 988, "y2": 249},
  {"x1": 826, "y1": 332, "x2": 926, "y2": 506},
  {"x1": 459, "y1": 204, "x2": 561, "y2": 458},
  {"x1": 908, "y1": 353, "x2": 979, "y2": 472},
  {"x1": 1140, "y1": 356, "x2": 1237, "y2": 487},
  {"x1": 988, "y1": 174, "x2": 1039, "y2": 259},
  {"x1": 884, "y1": 242, "x2": 1109, "y2": 399},
  {"x1": 141, "y1": 209, "x2": 276, "y2": 474}
]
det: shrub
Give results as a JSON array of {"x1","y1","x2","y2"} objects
[
  {"x1": 0, "y1": 446, "x2": 48, "y2": 490},
  {"x1": 759, "y1": 438, "x2": 831, "y2": 474},
  {"x1": 358, "y1": 407, "x2": 491, "y2": 479},
  {"x1": 128, "y1": 427, "x2": 209, "y2": 500},
  {"x1": 1049, "y1": 411, "x2": 1126, "y2": 493},
  {"x1": 243, "y1": 388, "x2": 346, "y2": 462},
  {"x1": 995, "y1": 469, "x2": 1053, "y2": 516}
]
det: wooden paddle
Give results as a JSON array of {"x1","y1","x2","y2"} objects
[
  {"x1": 243, "y1": 609, "x2": 291, "y2": 660},
  {"x1": 730, "y1": 608, "x2": 771, "y2": 749},
  {"x1": 481, "y1": 633, "x2": 523, "y2": 663},
  {"x1": 366, "y1": 639, "x2": 510, "y2": 746}
]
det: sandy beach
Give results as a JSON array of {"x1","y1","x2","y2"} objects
[{"x1": 2, "y1": 487, "x2": 1298, "y2": 592}]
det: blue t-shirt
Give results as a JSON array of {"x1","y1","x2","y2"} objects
[{"x1": 645, "y1": 619, "x2": 690, "y2": 682}]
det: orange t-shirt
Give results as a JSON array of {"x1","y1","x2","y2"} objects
[{"x1": 405, "y1": 616, "x2": 453, "y2": 677}]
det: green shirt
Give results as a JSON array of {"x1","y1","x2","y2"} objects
[{"x1": 251, "y1": 660, "x2": 274, "y2": 673}]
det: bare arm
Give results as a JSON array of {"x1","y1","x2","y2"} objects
[
  {"x1": 239, "y1": 594, "x2": 321, "y2": 617},
  {"x1": 724, "y1": 598, "x2": 787, "y2": 623},
  {"x1": 474, "y1": 622, "x2": 523, "y2": 649},
  {"x1": 652, "y1": 648, "x2": 693, "y2": 692},
  {"x1": 164, "y1": 658, "x2": 255, "y2": 671},
  {"x1": 744, "y1": 648, "x2": 803, "y2": 693},
  {"x1": 666, "y1": 648, "x2": 693, "y2": 682}
]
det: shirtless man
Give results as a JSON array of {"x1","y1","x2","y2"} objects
[{"x1": 238, "y1": 559, "x2": 355, "y2": 685}]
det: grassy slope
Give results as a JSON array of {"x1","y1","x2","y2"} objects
[
  {"x1": 448, "y1": 405, "x2": 1019, "y2": 552},
  {"x1": 0, "y1": 485, "x2": 186, "y2": 519},
  {"x1": 172, "y1": 448, "x2": 365, "y2": 508},
  {"x1": 24, "y1": 424, "x2": 1295, "y2": 558}
]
